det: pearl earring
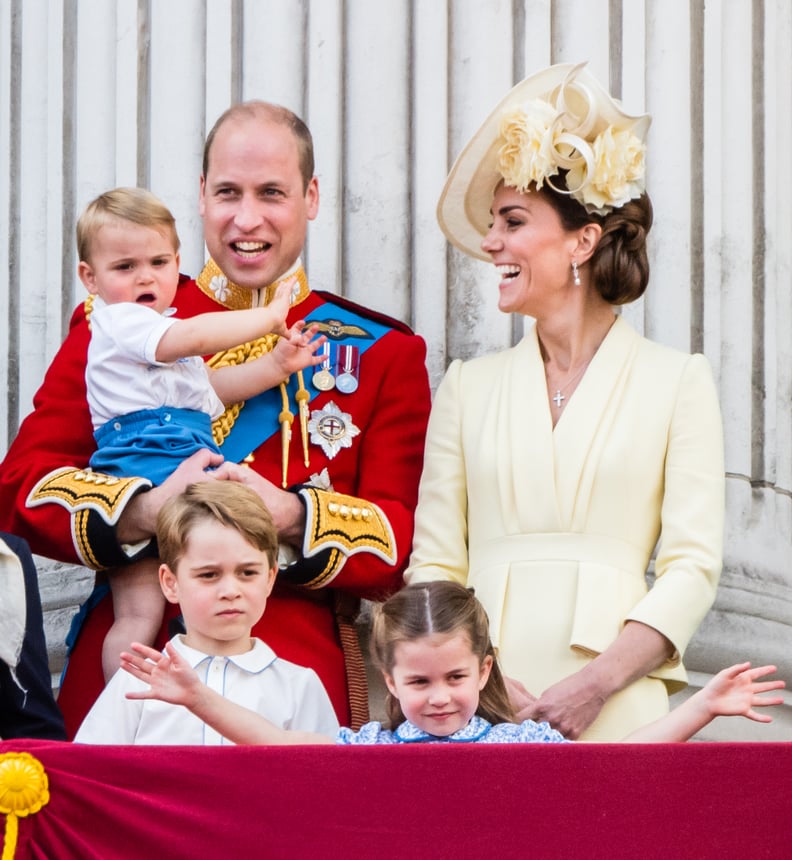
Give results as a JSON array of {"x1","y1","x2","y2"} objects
[{"x1": 572, "y1": 259, "x2": 581, "y2": 286}]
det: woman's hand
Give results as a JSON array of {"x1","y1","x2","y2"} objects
[
  {"x1": 521, "y1": 621, "x2": 676, "y2": 738},
  {"x1": 505, "y1": 675, "x2": 538, "y2": 717},
  {"x1": 520, "y1": 667, "x2": 608, "y2": 739},
  {"x1": 121, "y1": 641, "x2": 203, "y2": 710}
]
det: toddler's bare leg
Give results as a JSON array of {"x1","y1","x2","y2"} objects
[{"x1": 102, "y1": 558, "x2": 165, "y2": 682}]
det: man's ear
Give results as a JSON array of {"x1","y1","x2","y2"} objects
[
  {"x1": 198, "y1": 175, "x2": 206, "y2": 217},
  {"x1": 159, "y1": 564, "x2": 180, "y2": 604},
  {"x1": 78, "y1": 261, "x2": 98, "y2": 293},
  {"x1": 305, "y1": 176, "x2": 319, "y2": 222}
]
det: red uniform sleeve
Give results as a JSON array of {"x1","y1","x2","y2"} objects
[{"x1": 0, "y1": 304, "x2": 153, "y2": 567}]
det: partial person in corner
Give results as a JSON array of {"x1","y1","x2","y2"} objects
[{"x1": 0, "y1": 532, "x2": 66, "y2": 740}]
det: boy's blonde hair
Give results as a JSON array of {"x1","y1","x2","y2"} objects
[
  {"x1": 76, "y1": 186, "x2": 180, "y2": 263},
  {"x1": 156, "y1": 482, "x2": 279, "y2": 572}
]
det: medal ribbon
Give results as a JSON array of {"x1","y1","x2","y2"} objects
[{"x1": 217, "y1": 301, "x2": 391, "y2": 465}]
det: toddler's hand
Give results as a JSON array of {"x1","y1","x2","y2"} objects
[
  {"x1": 267, "y1": 278, "x2": 296, "y2": 336},
  {"x1": 272, "y1": 321, "x2": 326, "y2": 376}
]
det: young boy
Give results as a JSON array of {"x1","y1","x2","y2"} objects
[
  {"x1": 74, "y1": 481, "x2": 339, "y2": 743},
  {"x1": 75, "y1": 187, "x2": 324, "y2": 682}
]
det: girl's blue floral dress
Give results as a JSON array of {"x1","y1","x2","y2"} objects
[{"x1": 336, "y1": 714, "x2": 569, "y2": 744}]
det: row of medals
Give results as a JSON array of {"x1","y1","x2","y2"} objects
[{"x1": 312, "y1": 343, "x2": 359, "y2": 394}]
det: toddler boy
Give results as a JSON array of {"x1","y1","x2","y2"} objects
[{"x1": 75, "y1": 187, "x2": 323, "y2": 681}]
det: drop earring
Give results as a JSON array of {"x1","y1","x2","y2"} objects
[{"x1": 572, "y1": 259, "x2": 581, "y2": 286}]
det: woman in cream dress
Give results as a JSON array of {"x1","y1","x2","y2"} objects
[{"x1": 405, "y1": 64, "x2": 724, "y2": 742}]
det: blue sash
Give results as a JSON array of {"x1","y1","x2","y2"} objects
[{"x1": 218, "y1": 300, "x2": 391, "y2": 463}]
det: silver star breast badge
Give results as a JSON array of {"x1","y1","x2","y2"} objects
[{"x1": 308, "y1": 401, "x2": 360, "y2": 460}]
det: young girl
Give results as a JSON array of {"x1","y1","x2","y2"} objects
[{"x1": 120, "y1": 581, "x2": 785, "y2": 745}]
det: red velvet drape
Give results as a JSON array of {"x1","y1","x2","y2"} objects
[{"x1": 1, "y1": 739, "x2": 789, "y2": 859}]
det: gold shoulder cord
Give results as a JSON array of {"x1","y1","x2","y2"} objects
[{"x1": 199, "y1": 261, "x2": 312, "y2": 486}]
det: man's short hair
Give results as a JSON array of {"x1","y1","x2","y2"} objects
[
  {"x1": 76, "y1": 187, "x2": 180, "y2": 263},
  {"x1": 156, "y1": 482, "x2": 279, "y2": 571},
  {"x1": 202, "y1": 101, "x2": 315, "y2": 192}
]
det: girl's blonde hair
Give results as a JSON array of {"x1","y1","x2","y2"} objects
[{"x1": 370, "y1": 581, "x2": 516, "y2": 729}]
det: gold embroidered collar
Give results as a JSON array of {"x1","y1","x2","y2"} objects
[{"x1": 195, "y1": 259, "x2": 311, "y2": 309}]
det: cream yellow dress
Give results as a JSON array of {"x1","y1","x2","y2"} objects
[{"x1": 406, "y1": 317, "x2": 724, "y2": 741}]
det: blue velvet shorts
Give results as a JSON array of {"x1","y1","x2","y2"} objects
[{"x1": 89, "y1": 407, "x2": 222, "y2": 485}]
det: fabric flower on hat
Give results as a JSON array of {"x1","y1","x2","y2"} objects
[
  {"x1": 569, "y1": 126, "x2": 646, "y2": 214},
  {"x1": 494, "y1": 72, "x2": 647, "y2": 216},
  {"x1": 497, "y1": 99, "x2": 558, "y2": 191}
]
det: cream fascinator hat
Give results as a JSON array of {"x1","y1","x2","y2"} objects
[{"x1": 437, "y1": 62, "x2": 651, "y2": 261}]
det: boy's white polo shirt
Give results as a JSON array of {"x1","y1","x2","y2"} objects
[{"x1": 75, "y1": 635, "x2": 339, "y2": 745}]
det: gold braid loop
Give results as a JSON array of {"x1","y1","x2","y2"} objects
[
  {"x1": 208, "y1": 334, "x2": 280, "y2": 446},
  {"x1": 84, "y1": 294, "x2": 95, "y2": 328}
]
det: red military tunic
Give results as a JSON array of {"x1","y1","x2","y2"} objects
[{"x1": 0, "y1": 262, "x2": 431, "y2": 737}]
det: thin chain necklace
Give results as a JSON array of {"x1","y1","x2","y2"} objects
[{"x1": 550, "y1": 360, "x2": 590, "y2": 408}]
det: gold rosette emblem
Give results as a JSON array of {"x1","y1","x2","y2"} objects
[{"x1": 0, "y1": 752, "x2": 50, "y2": 860}]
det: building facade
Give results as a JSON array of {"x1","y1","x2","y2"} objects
[{"x1": 1, "y1": 0, "x2": 790, "y2": 738}]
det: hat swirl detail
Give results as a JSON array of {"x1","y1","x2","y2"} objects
[{"x1": 496, "y1": 66, "x2": 647, "y2": 216}]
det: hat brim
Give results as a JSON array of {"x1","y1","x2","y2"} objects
[{"x1": 436, "y1": 63, "x2": 651, "y2": 261}]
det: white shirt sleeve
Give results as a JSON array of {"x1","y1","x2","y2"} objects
[
  {"x1": 73, "y1": 667, "x2": 147, "y2": 744},
  {"x1": 284, "y1": 667, "x2": 340, "y2": 738}
]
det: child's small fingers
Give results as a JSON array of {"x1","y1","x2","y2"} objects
[
  {"x1": 753, "y1": 680, "x2": 786, "y2": 693},
  {"x1": 747, "y1": 664, "x2": 777, "y2": 679},
  {"x1": 721, "y1": 662, "x2": 751, "y2": 678},
  {"x1": 746, "y1": 709, "x2": 774, "y2": 723}
]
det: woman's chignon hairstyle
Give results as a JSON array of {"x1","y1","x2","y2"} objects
[
  {"x1": 535, "y1": 175, "x2": 654, "y2": 305},
  {"x1": 370, "y1": 581, "x2": 516, "y2": 730}
]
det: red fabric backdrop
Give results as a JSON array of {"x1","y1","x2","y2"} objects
[{"x1": 1, "y1": 739, "x2": 789, "y2": 859}]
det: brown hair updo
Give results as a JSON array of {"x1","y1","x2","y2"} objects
[{"x1": 534, "y1": 176, "x2": 654, "y2": 305}]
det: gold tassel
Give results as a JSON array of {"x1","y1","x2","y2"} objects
[
  {"x1": 295, "y1": 371, "x2": 310, "y2": 468},
  {"x1": 278, "y1": 382, "x2": 294, "y2": 488}
]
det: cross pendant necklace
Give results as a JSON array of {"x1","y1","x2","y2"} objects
[{"x1": 551, "y1": 360, "x2": 590, "y2": 409}]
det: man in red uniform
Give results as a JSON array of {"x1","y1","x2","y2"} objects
[{"x1": 0, "y1": 102, "x2": 431, "y2": 737}]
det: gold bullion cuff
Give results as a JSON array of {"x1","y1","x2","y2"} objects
[
  {"x1": 26, "y1": 467, "x2": 152, "y2": 526},
  {"x1": 298, "y1": 487, "x2": 397, "y2": 569}
]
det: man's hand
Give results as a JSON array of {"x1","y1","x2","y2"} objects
[
  {"x1": 116, "y1": 449, "x2": 224, "y2": 543},
  {"x1": 212, "y1": 462, "x2": 306, "y2": 546}
]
